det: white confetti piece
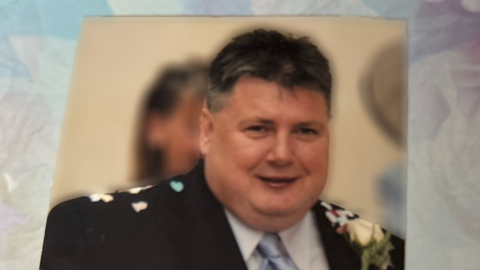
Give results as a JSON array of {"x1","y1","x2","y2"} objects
[
  {"x1": 128, "y1": 187, "x2": 143, "y2": 194},
  {"x1": 102, "y1": 194, "x2": 114, "y2": 202},
  {"x1": 89, "y1": 193, "x2": 114, "y2": 203},
  {"x1": 126, "y1": 185, "x2": 153, "y2": 194},
  {"x1": 131, "y1": 201, "x2": 148, "y2": 213}
]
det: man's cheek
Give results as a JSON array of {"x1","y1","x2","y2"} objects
[
  {"x1": 300, "y1": 143, "x2": 325, "y2": 159},
  {"x1": 303, "y1": 151, "x2": 329, "y2": 178},
  {"x1": 228, "y1": 137, "x2": 255, "y2": 157}
]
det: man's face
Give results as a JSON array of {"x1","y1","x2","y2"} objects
[{"x1": 200, "y1": 76, "x2": 330, "y2": 232}]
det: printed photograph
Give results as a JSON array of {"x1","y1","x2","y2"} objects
[{"x1": 42, "y1": 17, "x2": 407, "y2": 270}]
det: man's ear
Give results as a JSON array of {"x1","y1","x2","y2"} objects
[{"x1": 199, "y1": 101, "x2": 214, "y2": 157}]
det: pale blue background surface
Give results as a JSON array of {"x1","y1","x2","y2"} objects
[{"x1": 1, "y1": 0, "x2": 480, "y2": 269}]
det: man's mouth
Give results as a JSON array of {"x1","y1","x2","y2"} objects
[{"x1": 257, "y1": 176, "x2": 299, "y2": 188}]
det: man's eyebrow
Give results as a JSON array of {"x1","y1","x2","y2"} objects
[
  {"x1": 239, "y1": 117, "x2": 275, "y2": 125},
  {"x1": 296, "y1": 121, "x2": 320, "y2": 125},
  {"x1": 294, "y1": 121, "x2": 325, "y2": 128}
]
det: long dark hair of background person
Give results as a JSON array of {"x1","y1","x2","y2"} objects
[{"x1": 135, "y1": 61, "x2": 208, "y2": 184}]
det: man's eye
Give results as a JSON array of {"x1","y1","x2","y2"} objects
[
  {"x1": 247, "y1": 126, "x2": 268, "y2": 133},
  {"x1": 298, "y1": 128, "x2": 318, "y2": 135}
]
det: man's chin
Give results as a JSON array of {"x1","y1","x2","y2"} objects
[
  {"x1": 252, "y1": 196, "x2": 318, "y2": 219},
  {"x1": 254, "y1": 204, "x2": 298, "y2": 218},
  {"x1": 244, "y1": 204, "x2": 308, "y2": 232}
]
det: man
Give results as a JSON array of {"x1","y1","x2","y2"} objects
[{"x1": 41, "y1": 29, "x2": 404, "y2": 270}]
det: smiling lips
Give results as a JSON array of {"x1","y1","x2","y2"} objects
[{"x1": 257, "y1": 176, "x2": 299, "y2": 189}]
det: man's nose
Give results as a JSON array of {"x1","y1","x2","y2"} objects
[{"x1": 267, "y1": 132, "x2": 293, "y2": 166}]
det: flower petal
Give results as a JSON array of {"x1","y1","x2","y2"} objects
[
  {"x1": 347, "y1": 218, "x2": 374, "y2": 246},
  {"x1": 373, "y1": 224, "x2": 385, "y2": 242}
]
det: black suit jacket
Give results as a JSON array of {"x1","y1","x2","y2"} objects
[{"x1": 40, "y1": 160, "x2": 404, "y2": 270}]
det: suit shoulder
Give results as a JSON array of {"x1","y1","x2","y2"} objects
[
  {"x1": 47, "y1": 184, "x2": 154, "y2": 226},
  {"x1": 42, "y1": 197, "x2": 90, "y2": 269},
  {"x1": 48, "y1": 196, "x2": 84, "y2": 218},
  {"x1": 50, "y1": 173, "x2": 194, "y2": 219},
  {"x1": 45, "y1": 196, "x2": 87, "y2": 234}
]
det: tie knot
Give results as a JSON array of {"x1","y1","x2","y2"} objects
[{"x1": 257, "y1": 233, "x2": 285, "y2": 259}]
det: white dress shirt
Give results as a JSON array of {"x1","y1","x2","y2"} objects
[{"x1": 224, "y1": 209, "x2": 330, "y2": 270}]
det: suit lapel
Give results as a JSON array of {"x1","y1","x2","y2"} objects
[
  {"x1": 164, "y1": 160, "x2": 248, "y2": 270},
  {"x1": 312, "y1": 202, "x2": 362, "y2": 270}
]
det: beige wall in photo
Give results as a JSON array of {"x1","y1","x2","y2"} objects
[{"x1": 52, "y1": 17, "x2": 406, "y2": 225}]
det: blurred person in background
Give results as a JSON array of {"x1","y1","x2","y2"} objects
[
  {"x1": 134, "y1": 61, "x2": 208, "y2": 185},
  {"x1": 360, "y1": 40, "x2": 407, "y2": 238}
]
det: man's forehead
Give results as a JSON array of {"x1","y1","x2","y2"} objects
[
  {"x1": 224, "y1": 77, "x2": 327, "y2": 110},
  {"x1": 213, "y1": 77, "x2": 329, "y2": 123}
]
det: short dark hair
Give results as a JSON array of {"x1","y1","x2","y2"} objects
[{"x1": 207, "y1": 28, "x2": 332, "y2": 112}]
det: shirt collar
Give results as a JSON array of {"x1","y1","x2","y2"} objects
[
  {"x1": 224, "y1": 208, "x2": 315, "y2": 270},
  {"x1": 278, "y1": 211, "x2": 314, "y2": 270},
  {"x1": 224, "y1": 208, "x2": 264, "y2": 261}
]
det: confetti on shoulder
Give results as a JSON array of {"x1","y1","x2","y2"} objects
[
  {"x1": 131, "y1": 201, "x2": 148, "y2": 212},
  {"x1": 170, "y1": 180, "x2": 184, "y2": 192},
  {"x1": 126, "y1": 185, "x2": 153, "y2": 194},
  {"x1": 89, "y1": 193, "x2": 114, "y2": 203}
]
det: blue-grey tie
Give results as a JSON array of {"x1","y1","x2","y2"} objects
[{"x1": 257, "y1": 233, "x2": 299, "y2": 270}]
